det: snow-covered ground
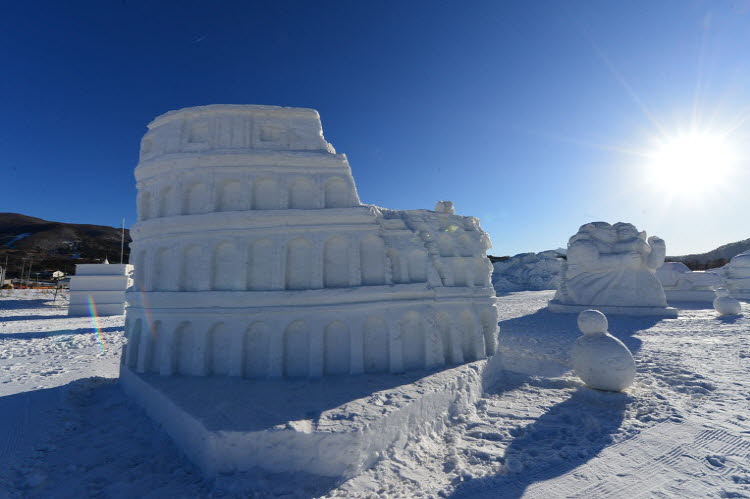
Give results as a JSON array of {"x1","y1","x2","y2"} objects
[{"x1": 0, "y1": 290, "x2": 748, "y2": 498}]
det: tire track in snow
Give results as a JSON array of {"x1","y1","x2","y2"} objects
[{"x1": 527, "y1": 421, "x2": 750, "y2": 498}]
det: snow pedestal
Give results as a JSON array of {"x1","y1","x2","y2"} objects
[
  {"x1": 548, "y1": 222, "x2": 677, "y2": 317},
  {"x1": 120, "y1": 360, "x2": 491, "y2": 479},
  {"x1": 68, "y1": 263, "x2": 133, "y2": 316},
  {"x1": 656, "y1": 262, "x2": 724, "y2": 303},
  {"x1": 121, "y1": 104, "x2": 499, "y2": 478}
]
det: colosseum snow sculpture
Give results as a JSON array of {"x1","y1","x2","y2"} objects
[
  {"x1": 122, "y1": 105, "x2": 498, "y2": 379},
  {"x1": 549, "y1": 221, "x2": 677, "y2": 317}
]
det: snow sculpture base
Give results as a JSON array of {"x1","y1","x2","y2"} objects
[
  {"x1": 547, "y1": 300, "x2": 678, "y2": 318},
  {"x1": 120, "y1": 361, "x2": 490, "y2": 479}
]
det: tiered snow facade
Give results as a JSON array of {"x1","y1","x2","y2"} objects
[
  {"x1": 123, "y1": 105, "x2": 498, "y2": 379},
  {"x1": 69, "y1": 263, "x2": 133, "y2": 316}
]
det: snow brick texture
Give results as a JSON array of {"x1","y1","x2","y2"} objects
[
  {"x1": 123, "y1": 105, "x2": 498, "y2": 379},
  {"x1": 68, "y1": 263, "x2": 133, "y2": 316}
]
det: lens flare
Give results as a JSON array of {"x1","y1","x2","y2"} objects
[{"x1": 87, "y1": 295, "x2": 106, "y2": 353}]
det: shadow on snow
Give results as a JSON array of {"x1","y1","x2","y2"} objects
[
  {"x1": 0, "y1": 326, "x2": 122, "y2": 340},
  {"x1": 450, "y1": 385, "x2": 630, "y2": 498}
]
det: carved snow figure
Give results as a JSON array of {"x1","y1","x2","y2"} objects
[
  {"x1": 549, "y1": 222, "x2": 677, "y2": 317},
  {"x1": 571, "y1": 310, "x2": 636, "y2": 392},
  {"x1": 434, "y1": 200, "x2": 455, "y2": 215},
  {"x1": 713, "y1": 287, "x2": 742, "y2": 316}
]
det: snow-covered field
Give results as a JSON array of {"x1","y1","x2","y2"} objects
[{"x1": 0, "y1": 289, "x2": 748, "y2": 498}]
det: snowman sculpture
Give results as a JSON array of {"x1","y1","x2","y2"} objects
[
  {"x1": 571, "y1": 310, "x2": 636, "y2": 392},
  {"x1": 713, "y1": 287, "x2": 742, "y2": 316}
]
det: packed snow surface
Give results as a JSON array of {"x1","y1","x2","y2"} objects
[{"x1": 1, "y1": 289, "x2": 749, "y2": 497}]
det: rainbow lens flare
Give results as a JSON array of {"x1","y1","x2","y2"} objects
[{"x1": 87, "y1": 295, "x2": 106, "y2": 353}]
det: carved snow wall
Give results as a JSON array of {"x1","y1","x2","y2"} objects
[{"x1": 124, "y1": 105, "x2": 498, "y2": 378}]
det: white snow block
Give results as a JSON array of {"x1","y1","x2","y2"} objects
[
  {"x1": 68, "y1": 263, "x2": 133, "y2": 317},
  {"x1": 571, "y1": 310, "x2": 636, "y2": 392},
  {"x1": 69, "y1": 275, "x2": 131, "y2": 292},
  {"x1": 69, "y1": 291, "x2": 131, "y2": 306},
  {"x1": 75, "y1": 263, "x2": 132, "y2": 276},
  {"x1": 549, "y1": 222, "x2": 677, "y2": 317},
  {"x1": 119, "y1": 360, "x2": 489, "y2": 479},
  {"x1": 68, "y1": 302, "x2": 125, "y2": 316}
]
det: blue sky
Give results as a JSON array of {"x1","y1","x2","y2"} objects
[{"x1": 2, "y1": 1, "x2": 749, "y2": 256}]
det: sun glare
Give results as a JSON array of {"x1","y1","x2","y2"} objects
[{"x1": 646, "y1": 132, "x2": 736, "y2": 195}]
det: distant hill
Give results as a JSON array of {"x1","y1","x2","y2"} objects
[
  {"x1": 0, "y1": 213, "x2": 131, "y2": 278},
  {"x1": 667, "y1": 238, "x2": 750, "y2": 270}
]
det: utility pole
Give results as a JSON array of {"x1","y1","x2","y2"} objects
[
  {"x1": 27, "y1": 258, "x2": 33, "y2": 288},
  {"x1": 20, "y1": 258, "x2": 26, "y2": 287},
  {"x1": 0, "y1": 255, "x2": 7, "y2": 286},
  {"x1": 120, "y1": 217, "x2": 126, "y2": 264}
]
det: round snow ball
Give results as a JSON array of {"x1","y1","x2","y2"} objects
[
  {"x1": 714, "y1": 287, "x2": 730, "y2": 298},
  {"x1": 714, "y1": 296, "x2": 742, "y2": 316},
  {"x1": 577, "y1": 309, "x2": 608, "y2": 335},
  {"x1": 571, "y1": 334, "x2": 636, "y2": 392}
]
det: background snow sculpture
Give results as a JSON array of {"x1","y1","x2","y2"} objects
[
  {"x1": 717, "y1": 250, "x2": 750, "y2": 300},
  {"x1": 492, "y1": 250, "x2": 564, "y2": 293},
  {"x1": 549, "y1": 221, "x2": 677, "y2": 316},
  {"x1": 571, "y1": 309, "x2": 636, "y2": 392},
  {"x1": 656, "y1": 262, "x2": 724, "y2": 303},
  {"x1": 68, "y1": 262, "x2": 133, "y2": 316},
  {"x1": 123, "y1": 105, "x2": 498, "y2": 379}
]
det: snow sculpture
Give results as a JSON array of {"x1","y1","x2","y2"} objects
[
  {"x1": 571, "y1": 310, "x2": 636, "y2": 392},
  {"x1": 713, "y1": 287, "x2": 742, "y2": 316},
  {"x1": 68, "y1": 262, "x2": 133, "y2": 316},
  {"x1": 657, "y1": 262, "x2": 724, "y2": 303},
  {"x1": 722, "y1": 250, "x2": 750, "y2": 300},
  {"x1": 122, "y1": 105, "x2": 498, "y2": 379},
  {"x1": 492, "y1": 250, "x2": 564, "y2": 293},
  {"x1": 434, "y1": 200, "x2": 455, "y2": 215},
  {"x1": 549, "y1": 222, "x2": 677, "y2": 317}
]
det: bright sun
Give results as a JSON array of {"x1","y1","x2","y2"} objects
[{"x1": 646, "y1": 132, "x2": 736, "y2": 194}]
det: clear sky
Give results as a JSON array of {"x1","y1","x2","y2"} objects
[{"x1": 2, "y1": 1, "x2": 749, "y2": 256}]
